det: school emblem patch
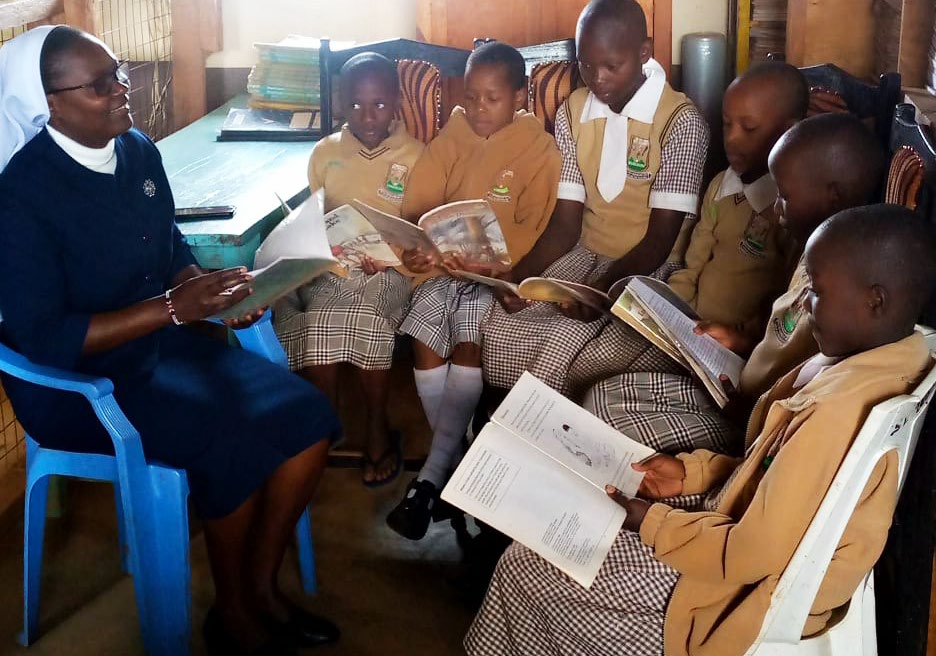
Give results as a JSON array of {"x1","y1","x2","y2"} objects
[
  {"x1": 771, "y1": 287, "x2": 809, "y2": 344},
  {"x1": 378, "y1": 162, "x2": 409, "y2": 203},
  {"x1": 486, "y1": 169, "x2": 514, "y2": 203},
  {"x1": 626, "y1": 135, "x2": 650, "y2": 172},
  {"x1": 739, "y1": 211, "x2": 771, "y2": 258}
]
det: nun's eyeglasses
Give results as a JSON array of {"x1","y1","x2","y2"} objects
[{"x1": 46, "y1": 62, "x2": 130, "y2": 97}]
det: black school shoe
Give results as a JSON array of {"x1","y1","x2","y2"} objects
[
  {"x1": 267, "y1": 608, "x2": 340, "y2": 648},
  {"x1": 386, "y1": 478, "x2": 440, "y2": 540},
  {"x1": 203, "y1": 608, "x2": 296, "y2": 656}
]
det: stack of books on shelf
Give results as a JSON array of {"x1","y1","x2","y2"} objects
[
  {"x1": 749, "y1": 0, "x2": 787, "y2": 64},
  {"x1": 218, "y1": 36, "x2": 349, "y2": 142}
]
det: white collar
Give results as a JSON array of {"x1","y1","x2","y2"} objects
[
  {"x1": 47, "y1": 124, "x2": 117, "y2": 175},
  {"x1": 716, "y1": 168, "x2": 778, "y2": 214},
  {"x1": 793, "y1": 353, "x2": 843, "y2": 390},
  {"x1": 578, "y1": 59, "x2": 667, "y2": 202},
  {"x1": 579, "y1": 58, "x2": 667, "y2": 125}
]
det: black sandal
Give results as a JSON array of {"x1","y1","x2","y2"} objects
[{"x1": 361, "y1": 430, "x2": 403, "y2": 488}]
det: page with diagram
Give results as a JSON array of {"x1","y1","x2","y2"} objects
[{"x1": 441, "y1": 373, "x2": 654, "y2": 588}]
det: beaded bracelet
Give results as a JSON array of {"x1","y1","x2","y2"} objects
[{"x1": 164, "y1": 289, "x2": 184, "y2": 326}]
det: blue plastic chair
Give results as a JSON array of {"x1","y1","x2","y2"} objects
[{"x1": 0, "y1": 314, "x2": 317, "y2": 656}]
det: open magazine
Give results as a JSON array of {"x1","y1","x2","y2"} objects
[
  {"x1": 611, "y1": 277, "x2": 745, "y2": 407},
  {"x1": 352, "y1": 199, "x2": 511, "y2": 274},
  {"x1": 323, "y1": 204, "x2": 402, "y2": 271},
  {"x1": 441, "y1": 373, "x2": 654, "y2": 588},
  {"x1": 457, "y1": 272, "x2": 613, "y2": 312}
]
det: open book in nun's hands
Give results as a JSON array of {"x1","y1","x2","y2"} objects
[
  {"x1": 352, "y1": 199, "x2": 512, "y2": 274},
  {"x1": 441, "y1": 372, "x2": 655, "y2": 589},
  {"x1": 213, "y1": 195, "x2": 340, "y2": 319}
]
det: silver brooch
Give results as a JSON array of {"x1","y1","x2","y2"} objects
[{"x1": 142, "y1": 178, "x2": 156, "y2": 197}]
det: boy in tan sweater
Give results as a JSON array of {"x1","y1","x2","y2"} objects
[
  {"x1": 388, "y1": 42, "x2": 561, "y2": 539},
  {"x1": 467, "y1": 203, "x2": 936, "y2": 656}
]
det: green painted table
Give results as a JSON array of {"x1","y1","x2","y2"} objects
[{"x1": 156, "y1": 96, "x2": 315, "y2": 269}]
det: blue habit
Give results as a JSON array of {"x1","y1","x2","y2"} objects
[{"x1": 0, "y1": 128, "x2": 340, "y2": 518}]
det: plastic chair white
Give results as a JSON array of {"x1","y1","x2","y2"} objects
[{"x1": 744, "y1": 327, "x2": 936, "y2": 656}]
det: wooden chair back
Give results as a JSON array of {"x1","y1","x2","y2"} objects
[
  {"x1": 527, "y1": 59, "x2": 583, "y2": 135},
  {"x1": 799, "y1": 63, "x2": 901, "y2": 146},
  {"x1": 887, "y1": 103, "x2": 936, "y2": 220},
  {"x1": 318, "y1": 37, "x2": 470, "y2": 141},
  {"x1": 394, "y1": 59, "x2": 442, "y2": 144}
]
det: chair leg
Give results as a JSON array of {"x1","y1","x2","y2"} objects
[
  {"x1": 18, "y1": 473, "x2": 50, "y2": 647},
  {"x1": 113, "y1": 484, "x2": 131, "y2": 575},
  {"x1": 295, "y1": 507, "x2": 317, "y2": 595},
  {"x1": 127, "y1": 467, "x2": 192, "y2": 656}
]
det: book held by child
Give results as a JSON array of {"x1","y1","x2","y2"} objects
[
  {"x1": 353, "y1": 199, "x2": 511, "y2": 273},
  {"x1": 441, "y1": 372, "x2": 654, "y2": 588},
  {"x1": 611, "y1": 277, "x2": 745, "y2": 407}
]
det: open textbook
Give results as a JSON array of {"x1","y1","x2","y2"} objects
[
  {"x1": 457, "y1": 272, "x2": 613, "y2": 312},
  {"x1": 211, "y1": 256, "x2": 339, "y2": 319},
  {"x1": 441, "y1": 373, "x2": 654, "y2": 588},
  {"x1": 611, "y1": 276, "x2": 745, "y2": 408},
  {"x1": 352, "y1": 199, "x2": 511, "y2": 273}
]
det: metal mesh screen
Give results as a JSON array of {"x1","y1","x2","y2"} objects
[
  {"x1": 97, "y1": 0, "x2": 173, "y2": 140},
  {"x1": 0, "y1": 25, "x2": 28, "y2": 46}
]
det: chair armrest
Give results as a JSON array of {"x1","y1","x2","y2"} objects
[
  {"x1": 208, "y1": 313, "x2": 288, "y2": 368},
  {"x1": 0, "y1": 341, "x2": 114, "y2": 400}
]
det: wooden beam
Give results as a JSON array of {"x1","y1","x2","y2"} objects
[
  {"x1": 899, "y1": 0, "x2": 936, "y2": 88},
  {"x1": 172, "y1": 0, "x2": 223, "y2": 132},
  {"x1": 652, "y1": 0, "x2": 672, "y2": 78},
  {"x1": 0, "y1": 0, "x2": 62, "y2": 30},
  {"x1": 62, "y1": 0, "x2": 98, "y2": 34}
]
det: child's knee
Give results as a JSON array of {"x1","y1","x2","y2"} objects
[
  {"x1": 451, "y1": 342, "x2": 482, "y2": 366},
  {"x1": 413, "y1": 339, "x2": 447, "y2": 369}
]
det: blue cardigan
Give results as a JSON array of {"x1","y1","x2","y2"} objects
[{"x1": 0, "y1": 127, "x2": 197, "y2": 382}]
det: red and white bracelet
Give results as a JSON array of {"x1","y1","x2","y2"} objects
[{"x1": 164, "y1": 289, "x2": 184, "y2": 326}]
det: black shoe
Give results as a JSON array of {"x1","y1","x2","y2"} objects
[
  {"x1": 268, "y1": 608, "x2": 340, "y2": 648},
  {"x1": 386, "y1": 478, "x2": 439, "y2": 540},
  {"x1": 203, "y1": 608, "x2": 296, "y2": 656}
]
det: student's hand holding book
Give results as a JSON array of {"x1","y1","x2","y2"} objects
[
  {"x1": 360, "y1": 255, "x2": 389, "y2": 275},
  {"x1": 693, "y1": 320, "x2": 756, "y2": 356},
  {"x1": 493, "y1": 270, "x2": 531, "y2": 314},
  {"x1": 605, "y1": 485, "x2": 651, "y2": 532},
  {"x1": 632, "y1": 454, "x2": 686, "y2": 498},
  {"x1": 401, "y1": 247, "x2": 439, "y2": 274}
]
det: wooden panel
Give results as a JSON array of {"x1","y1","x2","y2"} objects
[
  {"x1": 171, "y1": 0, "x2": 222, "y2": 131},
  {"x1": 0, "y1": 0, "x2": 62, "y2": 29},
  {"x1": 786, "y1": 0, "x2": 876, "y2": 79},
  {"x1": 416, "y1": 0, "x2": 653, "y2": 48},
  {"x1": 62, "y1": 0, "x2": 97, "y2": 34},
  {"x1": 416, "y1": 0, "x2": 670, "y2": 76},
  {"x1": 898, "y1": 0, "x2": 936, "y2": 88}
]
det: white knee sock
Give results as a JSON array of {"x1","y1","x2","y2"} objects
[
  {"x1": 419, "y1": 364, "x2": 483, "y2": 488},
  {"x1": 414, "y1": 364, "x2": 448, "y2": 432}
]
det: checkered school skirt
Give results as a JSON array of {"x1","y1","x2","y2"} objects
[
  {"x1": 399, "y1": 276, "x2": 493, "y2": 358},
  {"x1": 565, "y1": 322, "x2": 685, "y2": 401},
  {"x1": 465, "y1": 530, "x2": 679, "y2": 656},
  {"x1": 273, "y1": 269, "x2": 411, "y2": 371},
  {"x1": 481, "y1": 245, "x2": 615, "y2": 395}
]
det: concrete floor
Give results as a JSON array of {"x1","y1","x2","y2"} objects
[
  {"x1": 0, "y1": 359, "x2": 481, "y2": 655},
  {"x1": 0, "y1": 468, "x2": 478, "y2": 655}
]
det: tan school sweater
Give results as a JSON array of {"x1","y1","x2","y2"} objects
[
  {"x1": 308, "y1": 120, "x2": 425, "y2": 277},
  {"x1": 639, "y1": 332, "x2": 932, "y2": 656},
  {"x1": 668, "y1": 169, "x2": 792, "y2": 325},
  {"x1": 740, "y1": 255, "x2": 819, "y2": 399},
  {"x1": 401, "y1": 106, "x2": 561, "y2": 265}
]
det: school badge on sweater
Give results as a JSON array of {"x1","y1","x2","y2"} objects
[
  {"x1": 486, "y1": 169, "x2": 514, "y2": 204},
  {"x1": 378, "y1": 162, "x2": 408, "y2": 203}
]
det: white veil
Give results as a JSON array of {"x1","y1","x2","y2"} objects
[{"x1": 0, "y1": 25, "x2": 57, "y2": 172}]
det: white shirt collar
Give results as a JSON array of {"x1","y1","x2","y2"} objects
[
  {"x1": 716, "y1": 168, "x2": 778, "y2": 214},
  {"x1": 580, "y1": 58, "x2": 667, "y2": 125},
  {"x1": 793, "y1": 353, "x2": 843, "y2": 390},
  {"x1": 578, "y1": 59, "x2": 667, "y2": 203},
  {"x1": 47, "y1": 124, "x2": 117, "y2": 175}
]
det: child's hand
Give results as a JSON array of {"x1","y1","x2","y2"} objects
[
  {"x1": 361, "y1": 255, "x2": 388, "y2": 275},
  {"x1": 605, "y1": 485, "x2": 651, "y2": 531},
  {"x1": 494, "y1": 287, "x2": 530, "y2": 314},
  {"x1": 401, "y1": 248, "x2": 437, "y2": 274},
  {"x1": 694, "y1": 321, "x2": 753, "y2": 356},
  {"x1": 632, "y1": 454, "x2": 686, "y2": 499},
  {"x1": 442, "y1": 254, "x2": 497, "y2": 278},
  {"x1": 558, "y1": 301, "x2": 602, "y2": 323}
]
